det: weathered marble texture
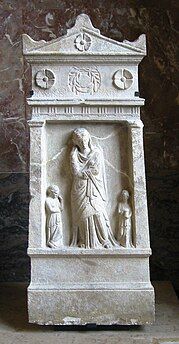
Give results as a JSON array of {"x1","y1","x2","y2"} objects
[{"x1": 0, "y1": 1, "x2": 178, "y2": 293}]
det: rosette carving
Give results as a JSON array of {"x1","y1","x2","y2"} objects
[
  {"x1": 74, "y1": 33, "x2": 91, "y2": 51},
  {"x1": 113, "y1": 69, "x2": 133, "y2": 90},
  {"x1": 35, "y1": 69, "x2": 55, "y2": 89}
]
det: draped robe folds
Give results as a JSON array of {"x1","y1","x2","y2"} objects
[{"x1": 70, "y1": 145, "x2": 118, "y2": 248}]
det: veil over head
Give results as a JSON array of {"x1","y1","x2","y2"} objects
[{"x1": 72, "y1": 128, "x2": 92, "y2": 149}]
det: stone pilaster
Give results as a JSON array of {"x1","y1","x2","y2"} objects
[
  {"x1": 128, "y1": 120, "x2": 150, "y2": 248},
  {"x1": 28, "y1": 120, "x2": 46, "y2": 248}
]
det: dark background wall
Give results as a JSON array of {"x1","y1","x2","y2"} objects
[{"x1": 0, "y1": 0, "x2": 178, "y2": 289}]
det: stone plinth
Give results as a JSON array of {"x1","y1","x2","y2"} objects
[
  {"x1": 0, "y1": 282, "x2": 178, "y2": 343},
  {"x1": 28, "y1": 248, "x2": 154, "y2": 325}
]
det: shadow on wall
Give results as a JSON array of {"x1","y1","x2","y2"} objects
[
  {"x1": 146, "y1": 171, "x2": 179, "y2": 291},
  {"x1": 0, "y1": 173, "x2": 30, "y2": 282}
]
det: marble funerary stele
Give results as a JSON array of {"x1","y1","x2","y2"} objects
[{"x1": 23, "y1": 14, "x2": 155, "y2": 325}]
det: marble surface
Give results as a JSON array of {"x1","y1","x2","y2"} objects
[{"x1": 0, "y1": 1, "x2": 178, "y2": 289}]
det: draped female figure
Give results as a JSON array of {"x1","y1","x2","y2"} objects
[{"x1": 70, "y1": 128, "x2": 118, "y2": 249}]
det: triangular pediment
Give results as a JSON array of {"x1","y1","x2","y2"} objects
[{"x1": 23, "y1": 14, "x2": 146, "y2": 57}]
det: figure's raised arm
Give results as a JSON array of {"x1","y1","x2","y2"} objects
[{"x1": 70, "y1": 147, "x2": 84, "y2": 177}]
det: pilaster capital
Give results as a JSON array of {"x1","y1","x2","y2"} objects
[
  {"x1": 28, "y1": 120, "x2": 46, "y2": 128},
  {"x1": 127, "y1": 119, "x2": 144, "y2": 129}
]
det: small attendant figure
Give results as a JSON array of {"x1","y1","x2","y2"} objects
[
  {"x1": 117, "y1": 189, "x2": 133, "y2": 248},
  {"x1": 45, "y1": 185, "x2": 63, "y2": 248}
]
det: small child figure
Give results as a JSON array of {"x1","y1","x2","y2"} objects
[
  {"x1": 45, "y1": 185, "x2": 63, "y2": 248},
  {"x1": 117, "y1": 189, "x2": 133, "y2": 248}
]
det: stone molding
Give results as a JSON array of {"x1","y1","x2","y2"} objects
[{"x1": 28, "y1": 247, "x2": 152, "y2": 257}]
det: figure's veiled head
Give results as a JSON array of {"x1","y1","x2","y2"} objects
[
  {"x1": 72, "y1": 128, "x2": 92, "y2": 151},
  {"x1": 121, "y1": 189, "x2": 129, "y2": 202}
]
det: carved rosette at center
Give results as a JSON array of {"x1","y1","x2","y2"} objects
[
  {"x1": 74, "y1": 33, "x2": 91, "y2": 51},
  {"x1": 68, "y1": 67, "x2": 101, "y2": 95}
]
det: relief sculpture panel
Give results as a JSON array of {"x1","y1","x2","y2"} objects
[{"x1": 46, "y1": 123, "x2": 130, "y2": 249}]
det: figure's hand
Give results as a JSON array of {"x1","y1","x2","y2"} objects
[
  {"x1": 124, "y1": 210, "x2": 130, "y2": 219},
  {"x1": 87, "y1": 164, "x2": 97, "y2": 175},
  {"x1": 59, "y1": 203, "x2": 63, "y2": 211},
  {"x1": 88, "y1": 159, "x2": 99, "y2": 175},
  {"x1": 71, "y1": 146, "x2": 77, "y2": 157},
  {"x1": 82, "y1": 171, "x2": 88, "y2": 179}
]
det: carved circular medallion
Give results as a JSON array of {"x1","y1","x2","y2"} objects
[
  {"x1": 68, "y1": 67, "x2": 101, "y2": 95},
  {"x1": 35, "y1": 69, "x2": 55, "y2": 89},
  {"x1": 113, "y1": 69, "x2": 133, "y2": 90},
  {"x1": 74, "y1": 33, "x2": 91, "y2": 51}
]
